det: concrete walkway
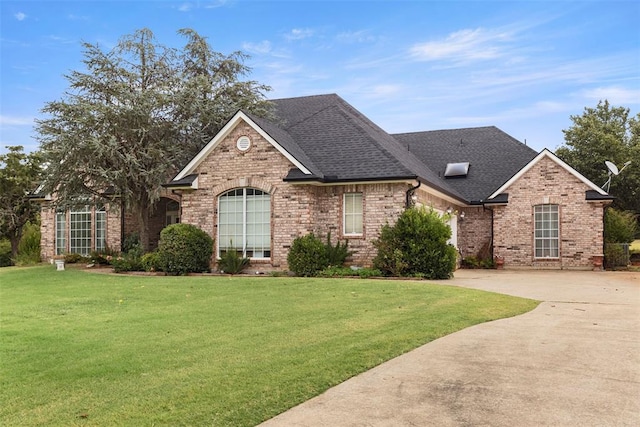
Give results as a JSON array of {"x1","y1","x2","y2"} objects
[{"x1": 260, "y1": 270, "x2": 640, "y2": 426}]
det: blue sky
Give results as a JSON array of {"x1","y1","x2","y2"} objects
[{"x1": 1, "y1": 0, "x2": 639, "y2": 155}]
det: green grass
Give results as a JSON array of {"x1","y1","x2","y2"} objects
[
  {"x1": 1, "y1": 266, "x2": 539, "y2": 426},
  {"x1": 630, "y1": 239, "x2": 640, "y2": 254}
]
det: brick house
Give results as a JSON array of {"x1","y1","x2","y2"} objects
[{"x1": 38, "y1": 94, "x2": 612, "y2": 270}]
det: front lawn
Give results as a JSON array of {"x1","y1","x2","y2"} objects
[{"x1": 1, "y1": 266, "x2": 538, "y2": 426}]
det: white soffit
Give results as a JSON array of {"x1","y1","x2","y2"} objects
[
  {"x1": 174, "y1": 111, "x2": 311, "y2": 181},
  {"x1": 488, "y1": 149, "x2": 608, "y2": 199}
]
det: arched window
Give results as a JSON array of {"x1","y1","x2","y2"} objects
[{"x1": 218, "y1": 188, "x2": 271, "y2": 258}]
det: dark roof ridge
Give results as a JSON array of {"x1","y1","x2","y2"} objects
[
  {"x1": 268, "y1": 93, "x2": 339, "y2": 103},
  {"x1": 394, "y1": 125, "x2": 499, "y2": 136},
  {"x1": 393, "y1": 125, "x2": 531, "y2": 149}
]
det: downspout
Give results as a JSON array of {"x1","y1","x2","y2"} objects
[
  {"x1": 405, "y1": 180, "x2": 421, "y2": 208},
  {"x1": 483, "y1": 204, "x2": 494, "y2": 257}
]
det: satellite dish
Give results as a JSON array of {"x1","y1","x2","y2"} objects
[{"x1": 605, "y1": 160, "x2": 619, "y2": 175}]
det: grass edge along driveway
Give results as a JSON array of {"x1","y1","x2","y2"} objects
[{"x1": 1, "y1": 266, "x2": 539, "y2": 426}]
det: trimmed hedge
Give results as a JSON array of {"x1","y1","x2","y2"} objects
[
  {"x1": 373, "y1": 206, "x2": 457, "y2": 279},
  {"x1": 157, "y1": 224, "x2": 213, "y2": 275},
  {"x1": 287, "y1": 233, "x2": 328, "y2": 277}
]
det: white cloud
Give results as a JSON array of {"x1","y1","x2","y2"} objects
[
  {"x1": 0, "y1": 115, "x2": 33, "y2": 126},
  {"x1": 204, "y1": 0, "x2": 228, "y2": 9},
  {"x1": 15, "y1": 12, "x2": 26, "y2": 21},
  {"x1": 46, "y1": 35, "x2": 76, "y2": 45},
  {"x1": 285, "y1": 28, "x2": 314, "y2": 41},
  {"x1": 366, "y1": 84, "x2": 404, "y2": 98},
  {"x1": 580, "y1": 86, "x2": 640, "y2": 105},
  {"x1": 409, "y1": 27, "x2": 513, "y2": 63},
  {"x1": 336, "y1": 30, "x2": 376, "y2": 44},
  {"x1": 242, "y1": 40, "x2": 272, "y2": 55},
  {"x1": 177, "y1": 1, "x2": 226, "y2": 12}
]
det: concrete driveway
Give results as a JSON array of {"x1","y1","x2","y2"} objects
[{"x1": 260, "y1": 270, "x2": 640, "y2": 426}]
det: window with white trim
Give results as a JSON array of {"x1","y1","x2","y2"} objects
[
  {"x1": 534, "y1": 204, "x2": 559, "y2": 258},
  {"x1": 218, "y1": 188, "x2": 271, "y2": 258},
  {"x1": 70, "y1": 206, "x2": 92, "y2": 255},
  {"x1": 95, "y1": 206, "x2": 106, "y2": 252},
  {"x1": 343, "y1": 193, "x2": 363, "y2": 235},
  {"x1": 55, "y1": 210, "x2": 66, "y2": 255}
]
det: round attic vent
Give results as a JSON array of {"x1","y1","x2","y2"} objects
[{"x1": 236, "y1": 136, "x2": 251, "y2": 152}]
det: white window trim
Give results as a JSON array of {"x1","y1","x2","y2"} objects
[
  {"x1": 95, "y1": 206, "x2": 106, "y2": 252},
  {"x1": 55, "y1": 210, "x2": 66, "y2": 255},
  {"x1": 534, "y1": 204, "x2": 559, "y2": 259},
  {"x1": 217, "y1": 188, "x2": 271, "y2": 259},
  {"x1": 70, "y1": 205, "x2": 92, "y2": 256},
  {"x1": 343, "y1": 193, "x2": 363, "y2": 236}
]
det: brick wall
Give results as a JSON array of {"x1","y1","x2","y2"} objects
[
  {"x1": 492, "y1": 156, "x2": 608, "y2": 269},
  {"x1": 179, "y1": 120, "x2": 411, "y2": 271},
  {"x1": 39, "y1": 202, "x2": 122, "y2": 261},
  {"x1": 457, "y1": 207, "x2": 492, "y2": 259},
  {"x1": 40, "y1": 203, "x2": 55, "y2": 261}
]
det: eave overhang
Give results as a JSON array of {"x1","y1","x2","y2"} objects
[
  {"x1": 482, "y1": 193, "x2": 509, "y2": 206},
  {"x1": 585, "y1": 190, "x2": 614, "y2": 202},
  {"x1": 163, "y1": 174, "x2": 199, "y2": 190}
]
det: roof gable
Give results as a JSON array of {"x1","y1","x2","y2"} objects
[
  {"x1": 174, "y1": 111, "x2": 312, "y2": 181},
  {"x1": 488, "y1": 148, "x2": 608, "y2": 199}
]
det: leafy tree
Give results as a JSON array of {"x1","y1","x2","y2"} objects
[
  {"x1": 556, "y1": 100, "x2": 640, "y2": 214},
  {"x1": 604, "y1": 208, "x2": 638, "y2": 244},
  {"x1": 0, "y1": 146, "x2": 42, "y2": 258},
  {"x1": 36, "y1": 28, "x2": 272, "y2": 250}
]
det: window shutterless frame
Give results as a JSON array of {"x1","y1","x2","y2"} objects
[
  {"x1": 534, "y1": 204, "x2": 559, "y2": 258},
  {"x1": 343, "y1": 193, "x2": 363, "y2": 236},
  {"x1": 217, "y1": 188, "x2": 271, "y2": 258}
]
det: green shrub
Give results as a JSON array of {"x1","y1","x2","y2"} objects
[
  {"x1": 122, "y1": 233, "x2": 141, "y2": 253},
  {"x1": 373, "y1": 206, "x2": 457, "y2": 279},
  {"x1": 218, "y1": 249, "x2": 250, "y2": 274},
  {"x1": 64, "y1": 253, "x2": 87, "y2": 264},
  {"x1": 462, "y1": 255, "x2": 495, "y2": 269},
  {"x1": 287, "y1": 233, "x2": 329, "y2": 277},
  {"x1": 287, "y1": 232, "x2": 353, "y2": 277},
  {"x1": 111, "y1": 244, "x2": 144, "y2": 273},
  {"x1": 141, "y1": 251, "x2": 162, "y2": 272},
  {"x1": 605, "y1": 208, "x2": 638, "y2": 244},
  {"x1": 462, "y1": 256, "x2": 480, "y2": 268},
  {"x1": 325, "y1": 232, "x2": 351, "y2": 267},
  {"x1": 14, "y1": 222, "x2": 41, "y2": 265},
  {"x1": 157, "y1": 224, "x2": 213, "y2": 275},
  {"x1": 90, "y1": 246, "x2": 119, "y2": 265},
  {"x1": 0, "y1": 239, "x2": 12, "y2": 267},
  {"x1": 604, "y1": 243, "x2": 629, "y2": 269}
]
